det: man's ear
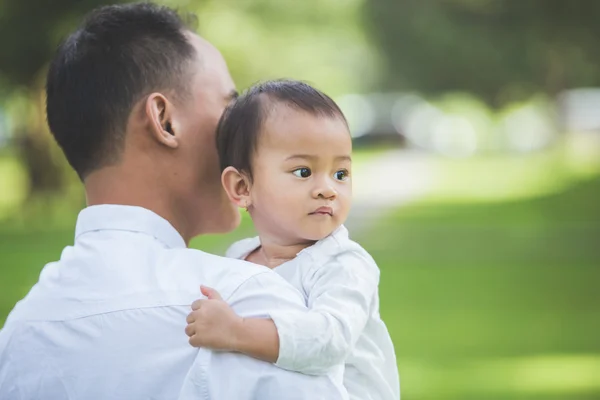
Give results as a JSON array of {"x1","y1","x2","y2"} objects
[
  {"x1": 145, "y1": 93, "x2": 179, "y2": 149},
  {"x1": 221, "y1": 166, "x2": 252, "y2": 209}
]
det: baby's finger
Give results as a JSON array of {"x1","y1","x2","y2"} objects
[
  {"x1": 191, "y1": 299, "x2": 204, "y2": 311},
  {"x1": 188, "y1": 334, "x2": 200, "y2": 347},
  {"x1": 184, "y1": 323, "x2": 195, "y2": 337},
  {"x1": 186, "y1": 312, "x2": 195, "y2": 324},
  {"x1": 200, "y1": 285, "x2": 223, "y2": 301}
]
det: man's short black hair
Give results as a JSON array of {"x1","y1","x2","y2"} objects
[
  {"x1": 46, "y1": 2, "x2": 197, "y2": 179},
  {"x1": 216, "y1": 79, "x2": 348, "y2": 179}
]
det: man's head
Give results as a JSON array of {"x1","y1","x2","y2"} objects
[
  {"x1": 217, "y1": 80, "x2": 353, "y2": 244},
  {"x1": 46, "y1": 2, "x2": 239, "y2": 240}
]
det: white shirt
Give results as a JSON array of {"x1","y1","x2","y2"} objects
[
  {"x1": 0, "y1": 205, "x2": 347, "y2": 400},
  {"x1": 226, "y1": 226, "x2": 400, "y2": 400}
]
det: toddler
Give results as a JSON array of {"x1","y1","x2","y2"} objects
[{"x1": 185, "y1": 80, "x2": 400, "y2": 400}]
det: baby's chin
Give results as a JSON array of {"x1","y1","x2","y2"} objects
[{"x1": 298, "y1": 223, "x2": 343, "y2": 242}]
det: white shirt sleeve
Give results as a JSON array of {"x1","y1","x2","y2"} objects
[
  {"x1": 269, "y1": 250, "x2": 380, "y2": 375},
  {"x1": 179, "y1": 271, "x2": 348, "y2": 400}
]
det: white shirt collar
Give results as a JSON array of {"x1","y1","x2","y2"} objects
[
  {"x1": 228, "y1": 225, "x2": 350, "y2": 260},
  {"x1": 296, "y1": 224, "x2": 349, "y2": 258},
  {"x1": 75, "y1": 204, "x2": 186, "y2": 249}
]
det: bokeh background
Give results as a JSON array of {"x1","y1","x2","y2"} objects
[{"x1": 1, "y1": 1, "x2": 600, "y2": 399}]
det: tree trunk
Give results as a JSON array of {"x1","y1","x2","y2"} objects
[{"x1": 16, "y1": 86, "x2": 66, "y2": 199}]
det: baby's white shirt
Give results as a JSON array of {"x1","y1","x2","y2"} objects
[{"x1": 226, "y1": 225, "x2": 400, "y2": 400}]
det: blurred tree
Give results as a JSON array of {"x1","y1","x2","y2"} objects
[
  {"x1": 365, "y1": 0, "x2": 600, "y2": 107},
  {"x1": 0, "y1": 0, "x2": 375, "y2": 202},
  {"x1": 0, "y1": 0, "x2": 126, "y2": 197},
  {"x1": 189, "y1": 0, "x2": 377, "y2": 96}
]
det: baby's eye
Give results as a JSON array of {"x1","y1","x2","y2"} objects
[
  {"x1": 292, "y1": 168, "x2": 312, "y2": 178},
  {"x1": 334, "y1": 169, "x2": 349, "y2": 181}
]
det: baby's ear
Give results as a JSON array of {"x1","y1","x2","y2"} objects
[{"x1": 221, "y1": 167, "x2": 252, "y2": 209}]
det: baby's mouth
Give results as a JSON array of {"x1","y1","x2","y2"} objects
[{"x1": 309, "y1": 206, "x2": 333, "y2": 216}]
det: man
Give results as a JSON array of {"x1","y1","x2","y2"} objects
[{"x1": 0, "y1": 3, "x2": 347, "y2": 399}]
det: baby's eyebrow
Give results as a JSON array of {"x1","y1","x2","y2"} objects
[
  {"x1": 285, "y1": 155, "x2": 352, "y2": 162},
  {"x1": 285, "y1": 154, "x2": 317, "y2": 161}
]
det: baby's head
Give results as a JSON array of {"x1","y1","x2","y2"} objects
[{"x1": 216, "y1": 79, "x2": 352, "y2": 244}]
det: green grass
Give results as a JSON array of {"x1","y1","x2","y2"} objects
[{"x1": 368, "y1": 176, "x2": 600, "y2": 399}]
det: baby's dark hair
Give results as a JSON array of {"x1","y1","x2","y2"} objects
[{"x1": 216, "y1": 79, "x2": 348, "y2": 178}]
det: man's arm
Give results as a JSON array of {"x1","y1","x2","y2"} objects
[{"x1": 179, "y1": 270, "x2": 348, "y2": 400}]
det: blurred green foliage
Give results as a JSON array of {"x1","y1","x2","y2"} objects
[{"x1": 366, "y1": 0, "x2": 600, "y2": 107}]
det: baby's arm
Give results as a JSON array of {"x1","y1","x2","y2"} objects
[
  {"x1": 186, "y1": 251, "x2": 380, "y2": 374},
  {"x1": 269, "y1": 250, "x2": 380, "y2": 374},
  {"x1": 186, "y1": 286, "x2": 280, "y2": 363}
]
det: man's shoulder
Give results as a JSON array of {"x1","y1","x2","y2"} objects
[
  {"x1": 225, "y1": 236, "x2": 260, "y2": 259},
  {"x1": 159, "y1": 247, "x2": 275, "y2": 299},
  {"x1": 166, "y1": 248, "x2": 307, "y2": 318},
  {"x1": 5, "y1": 246, "x2": 278, "y2": 324},
  {"x1": 166, "y1": 246, "x2": 261, "y2": 269}
]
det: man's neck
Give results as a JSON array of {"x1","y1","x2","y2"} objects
[{"x1": 84, "y1": 166, "x2": 193, "y2": 246}]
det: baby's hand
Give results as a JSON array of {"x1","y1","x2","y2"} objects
[{"x1": 185, "y1": 285, "x2": 243, "y2": 351}]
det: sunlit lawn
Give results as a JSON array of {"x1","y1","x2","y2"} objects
[
  {"x1": 370, "y1": 175, "x2": 600, "y2": 399},
  {"x1": 1, "y1": 148, "x2": 599, "y2": 399},
  {"x1": 363, "y1": 148, "x2": 600, "y2": 399}
]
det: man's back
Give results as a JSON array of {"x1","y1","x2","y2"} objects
[{"x1": 0, "y1": 206, "x2": 346, "y2": 399}]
